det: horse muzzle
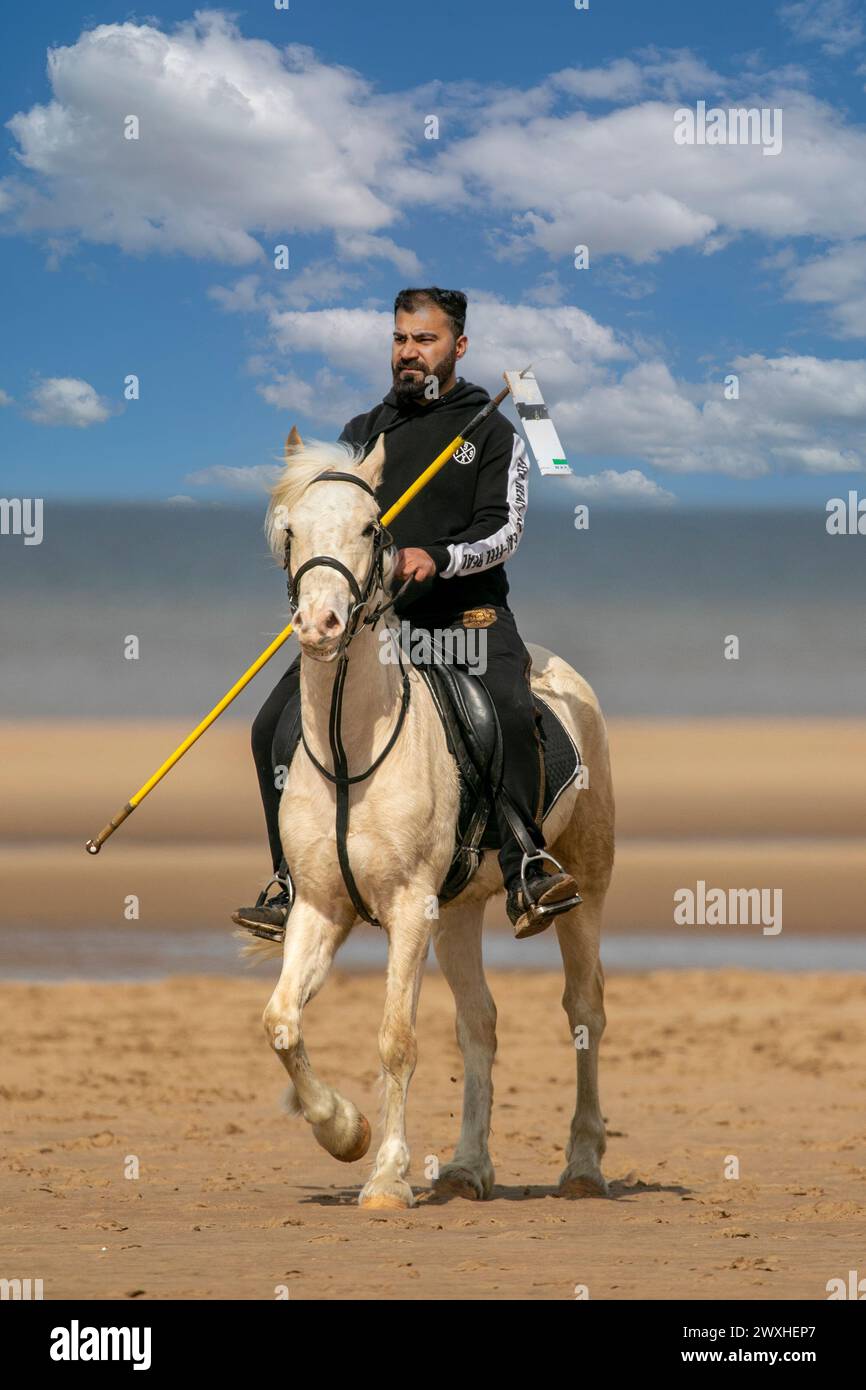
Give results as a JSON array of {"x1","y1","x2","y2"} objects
[{"x1": 294, "y1": 599, "x2": 348, "y2": 654}]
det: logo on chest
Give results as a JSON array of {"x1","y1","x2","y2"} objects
[{"x1": 453, "y1": 440, "x2": 477, "y2": 466}]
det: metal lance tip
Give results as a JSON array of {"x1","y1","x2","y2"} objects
[{"x1": 85, "y1": 839, "x2": 101, "y2": 855}]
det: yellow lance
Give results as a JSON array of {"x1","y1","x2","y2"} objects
[{"x1": 85, "y1": 380, "x2": 516, "y2": 854}]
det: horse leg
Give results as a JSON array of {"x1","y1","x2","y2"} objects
[
  {"x1": 555, "y1": 886, "x2": 609, "y2": 1197},
  {"x1": 262, "y1": 900, "x2": 370, "y2": 1163},
  {"x1": 430, "y1": 900, "x2": 497, "y2": 1200},
  {"x1": 359, "y1": 898, "x2": 431, "y2": 1210}
]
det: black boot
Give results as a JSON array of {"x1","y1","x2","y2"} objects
[
  {"x1": 231, "y1": 869, "x2": 293, "y2": 943},
  {"x1": 506, "y1": 859, "x2": 582, "y2": 940}
]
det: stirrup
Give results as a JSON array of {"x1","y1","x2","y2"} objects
[
  {"x1": 254, "y1": 869, "x2": 294, "y2": 912},
  {"x1": 520, "y1": 850, "x2": 583, "y2": 918},
  {"x1": 240, "y1": 867, "x2": 294, "y2": 943}
]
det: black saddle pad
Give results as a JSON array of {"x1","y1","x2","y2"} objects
[{"x1": 537, "y1": 695, "x2": 581, "y2": 820}]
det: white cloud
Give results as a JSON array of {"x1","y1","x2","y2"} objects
[
  {"x1": 266, "y1": 307, "x2": 395, "y2": 381},
  {"x1": 779, "y1": 1, "x2": 865, "y2": 57},
  {"x1": 431, "y1": 49, "x2": 787, "y2": 131},
  {"x1": 435, "y1": 90, "x2": 866, "y2": 263},
  {"x1": 334, "y1": 231, "x2": 421, "y2": 277},
  {"x1": 784, "y1": 240, "x2": 866, "y2": 337},
  {"x1": 5, "y1": 22, "x2": 866, "y2": 279},
  {"x1": 0, "y1": 388, "x2": 13, "y2": 407},
  {"x1": 208, "y1": 261, "x2": 365, "y2": 314},
  {"x1": 556, "y1": 354, "x2": 866, "y2": 476},
  {"x1": 568, "y1": 469, "x2": 676, "y2": 504},
  {"x1": 256, "y1": 367, "x2": 363, "y2": 426},
  {"x1": 2, "y1": 13, "x2": 422, "y2": 263},
  {"x1": 551, "y1": 50, "x2": 726, "y2": 103},
  {"x1": 25, "y1": 377, "x2": 112, "y2": 427},
  {"x1": 208, "y1": 274, "x2": 266, "y2": 315},
  {"x1": 185, "y1": 463, "x2": 282, "y2": 492},
  {"x1": 524, "y1": 272, "x2": 567, "y2": 307}
]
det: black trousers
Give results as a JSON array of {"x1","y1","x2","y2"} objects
[{"x1": 251, "y1": 606, "x2": 546, "y2": 890}]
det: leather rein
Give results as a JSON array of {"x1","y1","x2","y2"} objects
[{"x1": 284, "y1": 470, "x2": 411, "y2": 926}]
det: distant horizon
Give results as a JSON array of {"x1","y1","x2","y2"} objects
[
  {"x1": 11, "y1": 495, "x2": 861, "y2": 517},
  {"x1": 3, "y1": 504, "x2": 863, "y2": 720}
]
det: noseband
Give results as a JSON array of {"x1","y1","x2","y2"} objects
[
  {"x1": 284, "y1": 470, "x2": 396, "y2": 646},
  {"x1": 283, "y1": 469, "x2": 411, "y2": 926}
]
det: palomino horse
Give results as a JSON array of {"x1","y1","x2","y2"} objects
[{"x1": 257, "y1": 434, "x2": 615, "y2": 1209}]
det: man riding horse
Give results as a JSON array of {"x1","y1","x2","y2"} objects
[{"x1": 232, "y1": 286, "x2": 581, "y2": 940}]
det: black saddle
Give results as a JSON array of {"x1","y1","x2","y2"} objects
[
  {"x1": 416, "y1": 661, "x2": 581, "y2": 901},
  {"x1": 271, "y1": 660, "x2": 581, "y2": 906}
]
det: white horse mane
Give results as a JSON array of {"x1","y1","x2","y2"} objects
[{"x1": 265, "y1": 439, "x2": 366, "y2": 561}]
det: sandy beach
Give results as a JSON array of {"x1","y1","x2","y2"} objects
[
  {"x1": 1, "y1": 968, "x2": 864, "y2": 1300},
  {"x1": 1, "y1": 717, "x2": 864, "y2": 1300}
]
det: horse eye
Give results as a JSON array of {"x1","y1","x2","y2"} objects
[{"x1": 362, "y1": 522, "x2": 375, "y2": 537}]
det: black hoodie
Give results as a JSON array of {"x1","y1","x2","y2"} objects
[{"x1": 339, "y1": 378, "x2": 529, "y2": 626}]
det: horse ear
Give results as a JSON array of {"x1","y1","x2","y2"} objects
[
  {"x1": 285, "y1": 425, "x2": 303, "y2": 458},
  {"x1": 357, "y1": 432, "x2": 386, "y2": 491}
]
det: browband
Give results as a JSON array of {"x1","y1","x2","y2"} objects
[{"x1": 307, "y1": 470, "x2": 377, "y2": 498}]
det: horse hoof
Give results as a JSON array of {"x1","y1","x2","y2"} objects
[
  {"x1": 335, "y1": 1113, "x2": 371, "y2": 1164},
  {"x1": 312, "y1": 1109, "x2": 371, "y2": 1163},
  {"x1": 558, "y1": 1172, "x2": 609, "y2": 1199},
  {"x1": 359, "y1": 1191, "x2": 410, "y2": 1211},
  {"x1": 358, "y1": 1175, "x2": 415, "y2": 1209},
  {"x1": 433, "y1": 1166, "x2": 489, "y2": 1201}
]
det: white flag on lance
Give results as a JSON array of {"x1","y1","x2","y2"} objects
[{"x1": 503, "y1": 368, "x2": 572, "y2": 477}]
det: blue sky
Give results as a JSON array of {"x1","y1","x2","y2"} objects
[{"x1": 1, "y1": 0, "x2": 865, "y2": 506}]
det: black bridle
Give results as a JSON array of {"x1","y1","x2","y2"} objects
[
  {"x1": 285, "y1": 472, "x2": 393, "y2": 639},
  {"x1": 284, "y1": 470, "x2": 411, "y2": 926}
]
